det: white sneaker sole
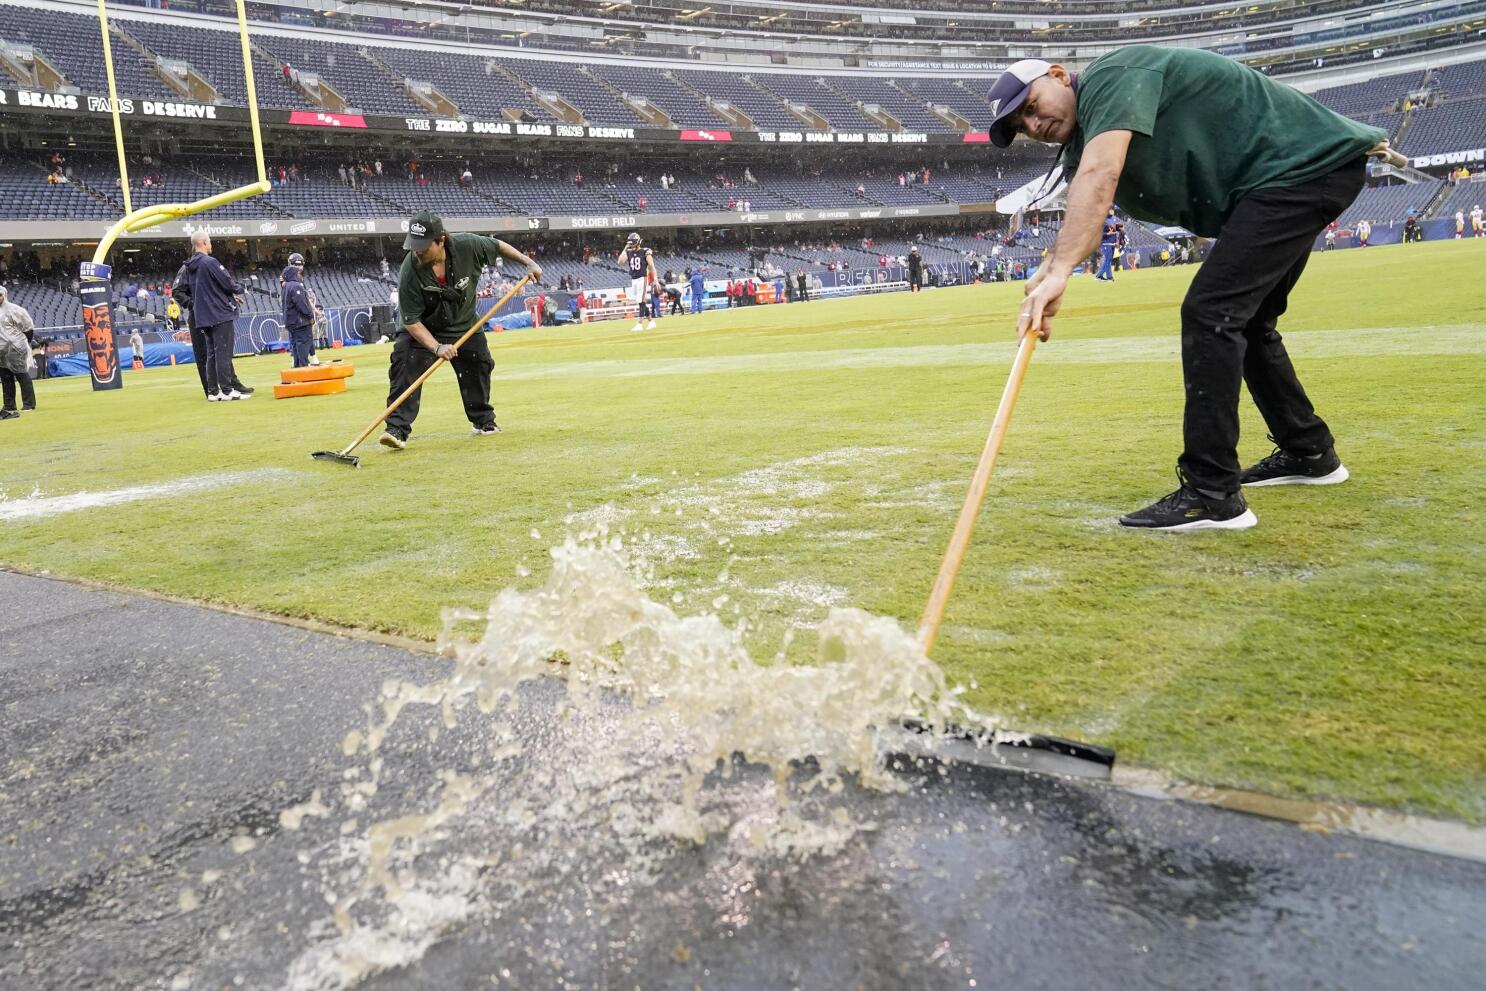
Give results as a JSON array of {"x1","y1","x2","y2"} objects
[
  {"x1": 1122, "y1": 509, "x2": 1259, "y2": 532},
  {"x1": 1242, "y1": 464, "x2": 1349, "y2": 488},
  {"x1": 1150, "y1": 509, "x2": 1259, "y2": 532}
]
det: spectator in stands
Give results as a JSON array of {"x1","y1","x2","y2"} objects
[
  {"x1": 166, "y1": 297, "x2": 183, "y2": 333},
  {"x1": 997, "y1": 48, "x2": 1380, "y2": 530},
  {"x1": 0, "y1": 286, "x2": 36, "y2": 418},
  {"x1": 184, "y1": 230, "x2": 249, "y2": 402},
  {"x1": 281, "y1": 254, "x2": 316, "y2": 369},
  {"x1": 574, "y1": 171, "x2": 583, "y2": 187},
  {"x1": 382, "y1": 211, "x2": 542, "y2": 450},
  {"x1": 461, "y1": 167, "x2": 474, "y2": 186},
  {"x1": 374, "y1": 159, "x2": 383, "y2": 177}
]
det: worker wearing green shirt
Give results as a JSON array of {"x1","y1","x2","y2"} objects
[
  {"x1": 381, "y1": 210, "x2": 542, "y2": 450},
  {"x1": 988, "y1": 47, "x2": 1388, "y2": 530}
]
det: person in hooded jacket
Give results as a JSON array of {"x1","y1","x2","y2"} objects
[
  {"x1": 173, "y1": 249, "x2": 254, "y2": 400},
  {"x1": 280, "y1": 253, "x2": 316, "y2": 368},
  {"x1": 0, "y1": 286, "x2": 36, "y2": 418},
  {"x1": 184, "y1": 230, "x2": 250, "y2": 401}
]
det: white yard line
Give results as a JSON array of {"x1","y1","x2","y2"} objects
[
  {"x1": 0, "y1": 468, "x2": 293, "y2": 522},
  {"x1": 499, "y1": 324, "x2": 1486, "y2": 382}
]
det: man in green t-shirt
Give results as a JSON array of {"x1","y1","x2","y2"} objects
[
  {"x1": 381, "y1": 210, "x2": 542, "y2": 450},
  {"x1": 987, "y1": 47, "x2": 1389, "y2": 530}
]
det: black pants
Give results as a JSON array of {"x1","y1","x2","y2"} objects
[
  {"x1": 288, "y1": 326, "x2": 314, "y2": 367},
  {"x1": 1178, "y1": 158, "x2": 1364, "y2": 495},
  {"x1": 384, "y1": 331, "x2": 494, "y2": 439},
  {"x1": 189, "y1": 320, "x2": 215, "y2": 395},
  {"x1": 1, "y1": 367, "x2": 35, "y2": 410},
  {"x1": 201, "y1": 321, "x2": 238, "y2": 397}
]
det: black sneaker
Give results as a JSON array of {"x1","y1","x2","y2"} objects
[
  {"x1": 378, "y1": 430, "x2": 407, "y2": 451},
  {"x1": 1241, "y1": 443, "x2": 1348, "y2": 487},
  {"x1": 1120, "y1": 474, "x2": 1258, "y2": 531},
  {"x1": 233, "y1": 384, "x2": 255, "y2": 396},
  {"x1": 470, "y1": 423, "x2": 501, "y2": 437},
  {"x1": 0, "y1": 409, "x2": 18, "y2": 421}
]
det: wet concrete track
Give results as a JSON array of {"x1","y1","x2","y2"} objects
[{"x1": 2, "y1": 570, "x2": 1483, "y2": 990}]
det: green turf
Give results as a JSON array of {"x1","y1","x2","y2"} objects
[{"x1": 3, "y1": 241, "x2": 1484, "y2": 820}]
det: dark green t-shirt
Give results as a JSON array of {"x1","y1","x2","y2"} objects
[
  {"x1": 1061, "y1": 46, "x2": 1386, "y2": 236},
  {"x1": 397, "y1": 232, "x2": 508, "y2": 341}
]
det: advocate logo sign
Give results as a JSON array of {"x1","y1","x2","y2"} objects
[{"x1": 180, "y1": 221, "x2": 245, "y2": 237}]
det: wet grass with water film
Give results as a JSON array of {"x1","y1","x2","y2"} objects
[{"x1": 2, "y1": 240, "x2": 1483, "y2": 821}]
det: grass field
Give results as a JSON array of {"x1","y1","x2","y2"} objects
[{"x1": 3, "y1": 241, "x2": 1484, "y2": 820}]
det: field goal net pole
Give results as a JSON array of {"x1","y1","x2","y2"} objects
[{"x1": 80, "y1": 0, "x2": 271, "y2": 391}]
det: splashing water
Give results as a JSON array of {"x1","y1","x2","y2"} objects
[{"x1": 285, "y1": 532, "x2": 996, "y2": 989}]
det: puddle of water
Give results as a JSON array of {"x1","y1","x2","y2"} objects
[
  {"x1": 282, "y1": 532, "x2": 993, "y2": 989},
  {"x1": 0, "y1": 469, "x2": 293, "y2": 522}
]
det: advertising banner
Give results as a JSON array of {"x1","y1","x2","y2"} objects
[{"x1": 78, "y1": 268, "x2": 123, "y2": 391}]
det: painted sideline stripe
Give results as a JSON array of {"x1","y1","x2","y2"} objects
[
  {"x1": 0, "y1": 468, "x2": 292, "y2": 522},
  {"x1": 499, "y1": 324, "x2": 1485, "y2": 381}
]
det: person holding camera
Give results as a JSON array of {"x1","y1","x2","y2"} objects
[{"x1": 381, "y1": 211, "x2": 541, "y2": 450}]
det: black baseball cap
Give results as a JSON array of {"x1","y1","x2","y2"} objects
[
  {"x1": 403, "y1": 210, "x2": 444, "y2": 251},
  {"x1": 987, "y1": 59, "x2": 1054, "y2": 148}
]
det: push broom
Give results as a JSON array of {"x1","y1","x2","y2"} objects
[
  {"x1": 917, "y1": 329, "x2": 1039, "y2": 654},
  {"x1": 311, "y1": 273, "x2": 532, "y2": 467},
  {"x1": 908, "y1": 326, "x2": 1116, "y2": 771}
]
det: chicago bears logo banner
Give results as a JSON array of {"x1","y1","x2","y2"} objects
[{"x1": 79, "y1": 265, "x2": 123, "y2": 391}]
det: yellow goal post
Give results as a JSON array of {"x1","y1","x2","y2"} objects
[{"x1": 90, "y1": 0, "x2": 270, "y2": 263}]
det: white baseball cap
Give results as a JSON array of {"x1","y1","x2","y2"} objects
[{"x1": 987, "y1": 59, "x2": 1054, "y2": 148}]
